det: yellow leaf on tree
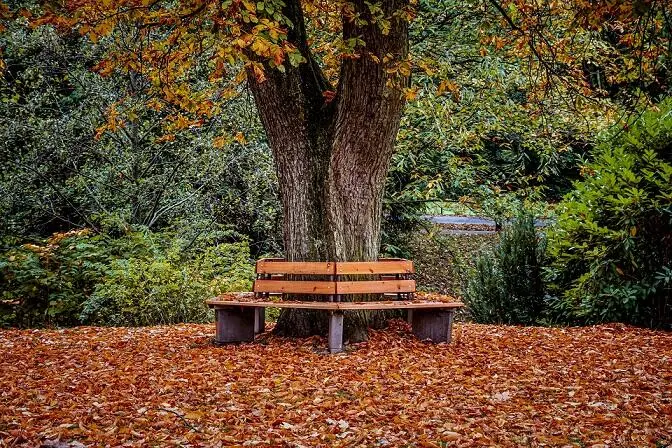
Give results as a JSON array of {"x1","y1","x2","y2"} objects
[
  {"x1": 213, "y1": 135, "x2": 230, "y2": 148},
  {"x1": 404, "y1": 87, "x2": 418, "y2": 101},
  {"x1": 242, "y1": 0, "x2": 256, "y2": 12},
  {"x1": 234, "y1": 132, "x2": 246, "y2": 144}
]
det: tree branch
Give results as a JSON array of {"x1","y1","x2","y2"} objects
[{"x1": 487, "y1": 0, "x2": 549, "y2": 69}]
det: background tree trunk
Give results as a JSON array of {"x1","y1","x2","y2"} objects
[{"x1": 247, "y1": 0, "x2": 409, "y2": 341}]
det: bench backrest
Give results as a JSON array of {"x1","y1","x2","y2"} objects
[{"x1": 253, "y1": 258, "x2": 415, "y2": 296}]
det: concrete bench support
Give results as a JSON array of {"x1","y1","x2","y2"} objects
[
  {"x1": 328, "y1": 312, "x2": 344, "y2": 354},
  {"x1": 254, "y1": 307, "x2": 265, "y2": 334},
  {"x1": 411, "y1": 309, "x2": 455, "y2": 343},
  {"x1": 208, "y1": 299, "x2": 463, "y2": 352},
  {"x1": 215, "y1": 307, "x2": 255, "y2": 344}
]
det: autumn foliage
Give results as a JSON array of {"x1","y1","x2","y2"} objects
[
  {"x1": 1, "y1": 322, "x2": 671, "y2": 446},
  {"x1": 27, "y1": 0, "x2": 671, "y2": 124},
  {"x1": 488, "y1": 0, "x2": 671, "y2": 102}
]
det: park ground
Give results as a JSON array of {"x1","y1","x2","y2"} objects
[{"x1": 1, "y1": 322, "x2": 671, "y2": 447}]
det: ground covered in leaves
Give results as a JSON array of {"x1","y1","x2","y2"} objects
[{"x1": 1, "y1": 322, "x2": 671, "y2": 447}]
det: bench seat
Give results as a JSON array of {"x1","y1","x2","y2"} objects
[
  {"x1": 206, "y1": 298, "x2": 463, "y2": 310},
  {"x1": 207, "y1": 297, "x2": 462, "y2": 353},
  {"x1": 207, "y1": 259, "x2": 464, "y2": 353}
]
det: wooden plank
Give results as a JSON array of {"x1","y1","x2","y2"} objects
[
  {"x1": 256, "y1": 259, "x2": 335, "y2": 275},
  {"x1": 334, "y1": 301, "x2": 463, "y2": 310},
  {"x1": 335, "y1": 260, "x2": 414, "y2": 275},
  {"x1": 336, "y1": 280, "x2": 415, "y2": 294},
  {"x1": 253, "y1": 280, "x2": 336, "y2": 294},
  {"x1": 207, "y1": 299, "x2": 342, "y2": 309},
  {"x1": 206, "y1": 299, "x2": 463, "y2": 310}
]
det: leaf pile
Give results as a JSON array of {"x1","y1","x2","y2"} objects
[{"x1": 1, "y1": 322, "x2": 671, "y2": 447}]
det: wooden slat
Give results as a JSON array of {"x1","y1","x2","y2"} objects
[
  {"x1": 255, "y1": 259, "x2": 414, "y2": 275},
  {"x1": 253, "y1": 279, "x2": 336, "y2": 294},
  {"x1": 206, "y1": 299, "x2": 463, "y2": 310},
  {"x1": 207, "y1": 299, "x2": 341, "y2": 309},
  {"x1": 256, "y1": 260, "x2": 335, "y2": 275},
  {"x1": 336, "y1": 280, "x2": 416, "y2": 294},
  {"x1": 335, "y1": 301, "x2": 463, "y2": 310},
  {"x1": 335, "y1": 260, "x2": 414, "y2": 275}
]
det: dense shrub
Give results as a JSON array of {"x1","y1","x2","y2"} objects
[
  {"x1": 81, "y1": 243, "x2": 253, "y2": 326},
  {"x1": 1, "y1": 229, "x2": 117, "y2": 326},
  {"x1": 464, "y1": 212, "x2": 547, "y2": 324},
  {"x1": 0, "y1": 228, "x2": 254, "y2": 327},
  {"x1": 546, "y1": 101, "x2": 672, "y2": 328},
  {"x1": 0, "y1": 18, "x2": 281, "y2": 255},
  {"x1": 397, "y1": 228, "x2": 497, "y2": 296}
]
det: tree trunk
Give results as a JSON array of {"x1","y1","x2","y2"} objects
[{"x1": 246, "y1": 0, "x2": 409, "y2": 341}]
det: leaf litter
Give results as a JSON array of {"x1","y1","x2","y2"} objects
[{"x1": 1, "y1": 321, "x2": 671, "y2": 447}]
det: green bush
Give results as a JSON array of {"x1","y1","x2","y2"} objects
[
  {"x1": 0, "y1": 229, "x2": 115, "y2": 326},
  {"x1": 546, "y1": 100, "x2": 672, "y2": 328},
  {"x1": 464, "y1": 212, "x2": 547, "y2": 324},
  {"x1": 80, "y1": 242, "x2": 253, "y2": 326},
  {"x1": 0, "y1": 20, "x2": 281, "y2": 255},
  {"x1": 396, "y1": 228, "x2": 497, "y2": 296},
  {"x1": 0, "y1": 228, "x2": 254, "y2": 327}
]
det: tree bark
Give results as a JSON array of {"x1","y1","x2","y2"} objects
[{"x1": 246, "y1": 0, "x2": 410, "y2": 340}]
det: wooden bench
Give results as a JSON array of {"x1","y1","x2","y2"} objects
[{"x1": 206, "y1": 258, "x2": 463, "y2": 353}]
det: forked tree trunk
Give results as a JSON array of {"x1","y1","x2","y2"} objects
[{"x1": 246, "y1": 0, "x2": 409, "y2": 341}]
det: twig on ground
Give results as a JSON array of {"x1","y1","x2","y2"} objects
[{"x1": 155, "y1": 407, "x2": 201, "y2": 433}]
